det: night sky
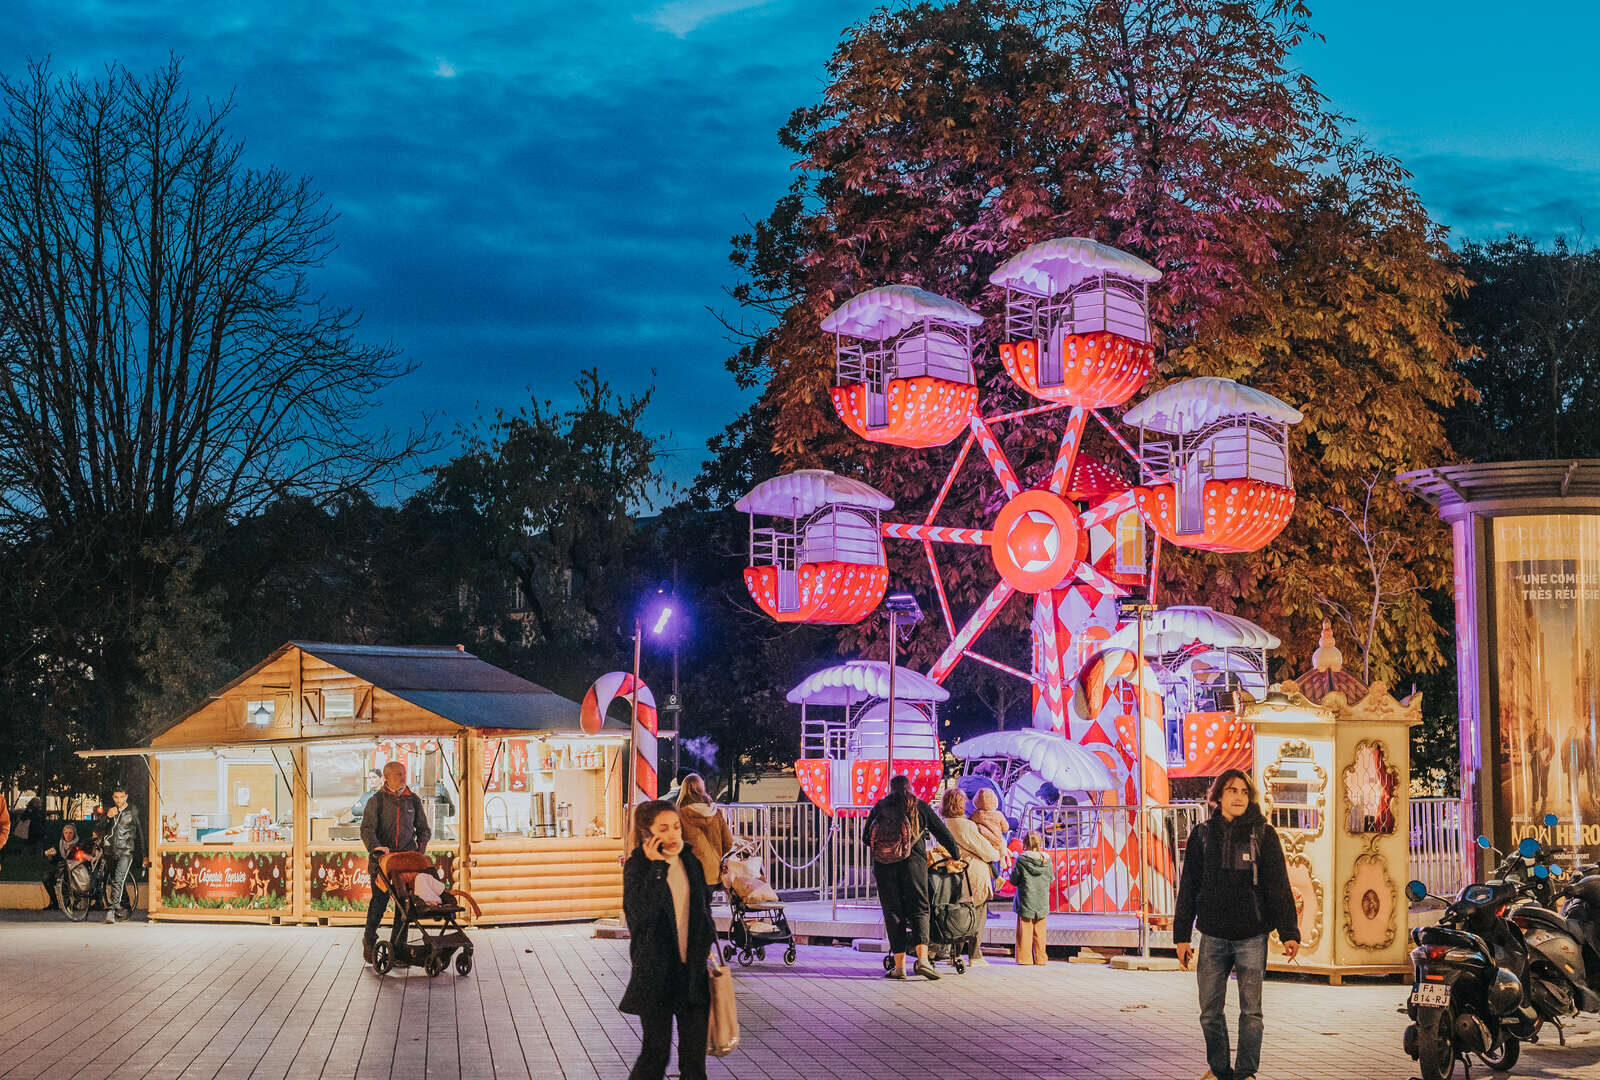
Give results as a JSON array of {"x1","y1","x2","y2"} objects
[{"x1": 6, "y1": 2, "x2": 1599, "y2": 492}]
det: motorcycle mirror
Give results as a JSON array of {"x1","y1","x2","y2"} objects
[
  {"x1": 1534, "y1": 864, "x2": 1549, "y2": 879},
  {"x1": 1519, "y1": 837, "x2": 1541, "y2": 858},
  {"x1": 1405, "y1": 880, "x2": 1428, "y2": 903},
  {"x1": 1544, "y1": 812, "x2": 1559, "y2": 827},
  {"x1": 1476, "y1": 835, "x2": 1492, "y2": 849}
]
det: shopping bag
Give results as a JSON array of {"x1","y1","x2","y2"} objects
[{"x1": 706, "y1": 945, "x2": 740, "y2": 1056}]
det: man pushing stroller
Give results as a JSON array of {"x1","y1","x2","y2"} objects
[{"x1": 361, "y1": 760, "x2": 431, "y2": 965}]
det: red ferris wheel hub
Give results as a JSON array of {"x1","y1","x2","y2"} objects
[{"x1": 988, "y1": 489, "x2": 1083, "y2": 594}]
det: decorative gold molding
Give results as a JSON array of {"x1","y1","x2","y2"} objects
[
  {"x1": 1262, "y1": 742, "x2": 1328, "y2": 839},
  {"x1": 1275, "y1": 852, "x2": 1324, "y2": 952},
  {"x1": 1342, "y1": 739, "x2": 1400, "y2": 837},
  {"x1": 1342, "y1": 850, "x2": 1398, "y2": 951}
]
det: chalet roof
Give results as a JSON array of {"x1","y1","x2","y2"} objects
[{"x1": 211, "y1": 642, "x2": 590, "y2": 733}]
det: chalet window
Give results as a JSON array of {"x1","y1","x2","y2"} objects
[
  {"x1": 324, "y1": 691, "x2": 356, "y2": 721},
  {"x1": 245, "y1": 699, "x2": 276, "y2": 728}
]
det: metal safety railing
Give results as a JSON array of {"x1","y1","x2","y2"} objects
[
  {"x1": 715, "y1": 796, "x2": 1475, "y2": 924},
  {"x1": 1410, "y1": 796, "x2": 1467, "y2": 897}
]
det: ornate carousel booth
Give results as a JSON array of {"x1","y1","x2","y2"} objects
[
  {"x1": 1241, "y1": 623, "x2": 1421, "y2": 981},
  {"x1": 80, "y1": 643, "x2": 630, "y2": 925}
]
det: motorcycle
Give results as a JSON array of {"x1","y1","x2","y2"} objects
[
  {"x1": 1495, "y1": 817, "x2": 1600, "y2": 1040},
  {"x1": 1404, "y1": 865, "x2": 1539, "y2": 1079}
]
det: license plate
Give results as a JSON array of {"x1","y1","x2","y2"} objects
[{"x1": 1412, "y1": 981, "x2": 1451, "y2": 1008}]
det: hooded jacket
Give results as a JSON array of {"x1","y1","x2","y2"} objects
[
  {"x1": 619, "y1": 847, "x2": 716, "y2": 1015},
  {"x1": 970, "y1": 789, "x2": 1009, "y2": 853},
  {"x1": 1009, "y1": 849, "x2": 1052, "y2": 920},
  {"x1": 360, "y1": 786, "x2": 432, "y2": 878},
  {"x1": 937, "y1": 815, "x2": 1002, "y2": 904},
  {"x1": 1173, "y1": 803, "x2": 1300, "y2": 945},
  {"x1": 677, "y1": 801, "x2": 733, "y2": 888}
]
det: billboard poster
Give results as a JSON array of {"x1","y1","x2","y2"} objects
[
  {"x1": 308, "y1": 850, "x2": 457, "y2": 912},
  {"x1": 1491, "y1": 515, "x2": 1600, "y2": 863},
  {"x1": 161, "y1": 851, "x2": 289, "y2": 910}
]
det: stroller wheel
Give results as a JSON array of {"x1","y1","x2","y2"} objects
[
  {"x1": 455, "y1": 951, "x2": 472, "y2": 976},
  {"x1": 424, "y1": 952, "x2": 445, "y2": 978},
  {"x1": 784, "y1": 946, "x2": 798, "y2": 967},
  {"x1": 722, "y1": 945, "x2": 735, "y2": 963},
  {"x1": 882, "y1": 955, "x2": 895, "y2": 972},
  {"x1": 738, "y1": 950, "x2": 755, "y2": 967},
  {"x1": 371, "y1": 941, "x2": 394, "y2": 975},
  {"x1": 954, "y1": 957, "x2": 967, "y2": 974},
  {"x1": 755, "y1": 947, "x2": 767, "y2": 961}
]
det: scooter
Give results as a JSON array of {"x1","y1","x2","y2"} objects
[
  {"x1": 1404, "y1": 862, "x2": 1540, "y2": 1080},
  {"x1": 1499, "y1": 817, "x2": 1600, "y2": 1038}
]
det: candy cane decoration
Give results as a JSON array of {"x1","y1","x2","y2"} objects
[{"x1": 580, "y1": 672, "x2": 658, "y2": 804}]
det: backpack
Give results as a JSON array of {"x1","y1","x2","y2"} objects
[{"x1": 869, "y1": 803, "x2": 918, "y2": 864}]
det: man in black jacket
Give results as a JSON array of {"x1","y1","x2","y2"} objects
[
  {"x1": 360, "y1": 760, "x2": 432, "y2": 963},
  {"x1": 1173, "y1": 770, "x2": 1300, "y2": 1080},
  {"x1": 102, "y1": 787, "x2": 147, "y2": 924}
]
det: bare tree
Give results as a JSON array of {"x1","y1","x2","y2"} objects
[
  {"x1": 1314, "y1": 474, "x2": 1421, "y2": 683},
  {"x1": 0, "y1": 60, "x2": 426, "y2": 544},
  {"x1": 0, "y1": 60, "x2": 429, "y2": 761}
]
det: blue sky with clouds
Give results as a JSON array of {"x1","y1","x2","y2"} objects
[{"x1": 5, "y1": 1, "x2": 1598, "y2": 492}]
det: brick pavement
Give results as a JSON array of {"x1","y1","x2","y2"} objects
[{"x1": 1, "y1": 914, "x2": 1596, "y2": 1080}]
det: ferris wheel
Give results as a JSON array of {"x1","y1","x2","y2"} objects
[{"x1": 737, "y1": 236, "x2": 1303, "y2": 912}]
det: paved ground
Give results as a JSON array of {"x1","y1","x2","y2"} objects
[{"x1": 2, "y1": 913, "x2": 1598, "y2": 1080}]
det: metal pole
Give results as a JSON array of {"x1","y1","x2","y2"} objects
[
  {"x1": 1135, "y1": 608, "x2": 1150, "y2": 959},
  {"x1": 672, "y1": 561, "x2": 681, "y2": 786},
  {"x1": 631, "y1": 621, "x2": 641, "y2": 803},
  {"x1": 886, "y1": 614, "x2": 897, "y2": 775}
]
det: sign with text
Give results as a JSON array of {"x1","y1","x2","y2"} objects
[
  {"x1": 308, "y1": 850, "x2": 457, "y2": 913},
  {"x1": 161, "y1": 851, "x2": 289, "y2": 910},
  {"x1": 1492, "y1": 515, "x2": 1600, "y2": 864}
]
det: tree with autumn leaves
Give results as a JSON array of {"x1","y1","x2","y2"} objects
[{"x1": 708, "y1": 0, "x2": 1472, "y2": 707}]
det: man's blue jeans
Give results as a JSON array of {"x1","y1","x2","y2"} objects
[
  {"x1": 105, "y1": 851, "x2": 135, "y2": 914},
  {"x1": 1197, "y1": 933, "x2": 1267, "y2": 1078}
]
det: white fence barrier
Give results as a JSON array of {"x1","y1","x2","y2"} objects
[{"x1": 719, "y1": 793, "x2": 1472, "y2": 919}]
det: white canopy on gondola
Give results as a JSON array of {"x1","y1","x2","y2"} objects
[
  {"x1": 736, "y1": 470, "x2": 894, "y2": 517},
  {"x1": 952, "y1": 729, "x2": 1116, "y2": 791},
  {"x1": 988, "y1": 237, "x2": 1161, "y2": 298},
  {"x1": 786, "y1": 661, "x2": 950, "y2": 706},
  {"x1": 1120, "y1": 377, "x2": 1303, "y2": 435},
  {"x1": 820, "y1": 285, "x2": 984, "y2": 341},
  {"x1": 1103, "y1": 605, "x2": 1281, "y2": 655}
]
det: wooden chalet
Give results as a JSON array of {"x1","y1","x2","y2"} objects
[{"x1": 82, "y1": 642, "x2": 629, "y2": 925}]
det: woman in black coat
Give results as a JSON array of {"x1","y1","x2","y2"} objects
[
  {"x1": 864, "y1": 774, "x2": 963, "y2": 981},
  {"x1": 620, "y1": 799, "x2": 717, "y2": 1080}
]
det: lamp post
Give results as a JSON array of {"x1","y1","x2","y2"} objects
[
  {"x1": 883, "y1": 594, "x2": 924, "y2": 781},
  {"x1": 1117, "y1": 596, "x2": 1156, "y2": 959}
]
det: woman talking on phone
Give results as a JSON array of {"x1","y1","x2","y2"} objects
[{"x1": 619, "y1": 799, "x2": 716, "y2": 1080}]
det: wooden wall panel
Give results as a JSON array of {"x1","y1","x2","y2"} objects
[{"x1": 465, "y1": 835, "x2": 623, "y2": 922}]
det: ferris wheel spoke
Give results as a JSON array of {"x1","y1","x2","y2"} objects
[
  {"x1": 1047, "y1": 410, "x2": 1089, "y2": 495},
  {"x1": 1034, "y1": 594, "x2": 1067, "y2": 727},
  {"x1": 882, "y1": 522, "x2": 989, "y2": 544},
  {"x1": 929, "y1": 579, "x2": 1016, "y2": 683},
  {"x1": 968, "y1": 415, "x2": 1021, "y2": 498},
  {"x1": 923, "y1": 540, "x2": 955, "y2": 637},
  {"x1": 1079, "y1": 488, "x2": 1140, "y2": 531},
  {"x1": 1074, "y1": 560, "x2": 1127, "y2": 598},
  {"x1": 924, "y1": 430, "x2": 975, "y2": 525}
]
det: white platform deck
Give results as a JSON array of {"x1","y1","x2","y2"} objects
[{"x1": 714, "y1": 899, "x2": 1166, "y2": 950}]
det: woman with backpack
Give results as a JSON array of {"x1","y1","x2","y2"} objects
[
  {"x1": 1173, "y1": 769, "x2": 1301, "y2": 1080},
  {"x1": 863, "y1": 775, "x2": 963, "y2": 981}
]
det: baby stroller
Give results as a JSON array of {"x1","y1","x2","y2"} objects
[
  {"x1": 719, "y1": 843, "x2": 797, "y2": 967},
  {"x1": 925, "y1": 856, "x2": 981, "y2": 974},
  {"x1": 370, "y1": 852, "x2": 480, "y2": 978}
]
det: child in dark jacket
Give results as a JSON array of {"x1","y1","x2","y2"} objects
[
  {"x1": 620, "y1": 799, "x2": 717, "y2": 1080},
  {"x1": 1009, "y1": 830, "x2": 1051, "y2": 965}
]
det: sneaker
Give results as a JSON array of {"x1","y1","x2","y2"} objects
[
  {"x1": 103, "y1": 911, "x2": 116, "y2": 924},
  {"x1": 913, "y1": 959, "x2": 941, "y2": 980},
  {"x1": 883, "y1": 966, "x2": 906, "y2": 980},
  {"x1": 362, "y1": 939, "x2": 376, "y2": 965},
  {"x1": 969, "y1": 956, "x2": 989, "y2": 966}
]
